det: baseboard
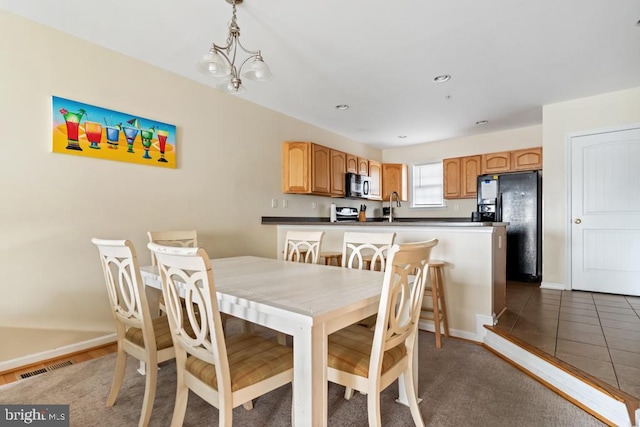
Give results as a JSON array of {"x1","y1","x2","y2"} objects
[
  {"x1": 418, "y1": 312, "x2": 493, "y2": 343},
  {"x1": 0, "y1": 333, "x2": 117, "y2": 373},
  {"x1": 483, "y1": 327, "x2": 638, "y2": 427},
  {"x1": 540, "y1": 280, "x2": 569, "y2": 290}
]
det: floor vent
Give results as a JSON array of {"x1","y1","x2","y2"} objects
[{"x1": 19, "y1": 360, "x2": 73, "y2": 379}]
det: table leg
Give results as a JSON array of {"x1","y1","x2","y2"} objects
[{"x1": 292, "y1": 324, "x2": 327, "y2": 426}]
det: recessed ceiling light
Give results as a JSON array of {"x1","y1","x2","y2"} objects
[
  {"x1": 433, "y1": 74, "x2": 451, "y2": 83},
  {"x1": 398, "y1": 135, "x2": 407, "y2": 139},
  {"x1": 475, "y1": 120, "x2": 488, "y2": 125},
  {"x1": 335, "y1": 104, "x2": 349, "y2": 110}
]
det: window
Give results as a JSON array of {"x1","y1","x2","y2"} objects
[{"x1": 411, "y1": 162, "x2": 444, "y2": 207}]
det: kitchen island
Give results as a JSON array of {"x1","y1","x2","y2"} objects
[{"x1": 262, "y1": 217, "x2": 507, "y2": 343}]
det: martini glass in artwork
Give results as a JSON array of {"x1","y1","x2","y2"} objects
[
  {"x1": 105, "y1": 125, "x2": 121, "y2": 149},
  {"x1": 123, "y1": 126, "x2": 139, "y2": 153},
  {"x1": 156, "y1": 129, "x2": 169, "y2": 163},
  {"x1": 59, "y1": 108, "x2": 86, "y2": 151},
  {"x1": 84, "y1": 121, "x2": 103, "y2": 149},
  {"x1": 140, "y1": 127, "x2": 154, "y2": 159}
]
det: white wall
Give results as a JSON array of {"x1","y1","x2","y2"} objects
[
  {"x1": 0, "y1": 11, "x2": 379, "y2": 334},
  {"x1": 382, "y1": 125, "x2": 543, "y2": 218},
  {"x1": 542, "y1": 87, "x2": 640, "y2": 286}
]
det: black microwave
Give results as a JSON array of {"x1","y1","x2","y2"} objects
[{"x1": 345, "y1": 173, "x2": 371, "y2": 199}]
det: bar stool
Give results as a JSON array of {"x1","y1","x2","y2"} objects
[
  {"x1": 420, "y1": 260, "x2": 449, "y2": 348},
  {"x1": 320, "y1": 251, "x2": 342, "y2": 266}
]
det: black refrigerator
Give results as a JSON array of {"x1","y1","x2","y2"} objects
[{"x1": 477, "y1": 171, "x2": 542, "y2": 282}]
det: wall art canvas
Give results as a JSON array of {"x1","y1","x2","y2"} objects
[{"x1": 52, "y1": 96, "x2": 177, "y2": 168}]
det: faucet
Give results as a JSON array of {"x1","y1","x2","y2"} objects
[{"x1": 388, "y1": 191, "x2": 401, "y2": 222}]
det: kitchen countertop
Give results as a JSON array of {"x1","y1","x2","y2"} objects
[{"x1": 261, "y1": 216, "x2": 507, "y2": 227}]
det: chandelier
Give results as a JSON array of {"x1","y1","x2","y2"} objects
[{"x1": 196, "y1": 0, "x2": 272, "y2": 95}]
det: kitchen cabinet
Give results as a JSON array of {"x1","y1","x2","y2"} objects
[
  {"x1": 330, "y1": 149, "x2": 346, "y2": 196},
  {"x1": 443, "y1": 155, "x2": 482, "y2": 199},
  {"x1": 382, "y1": 163, "x2": 408, "y2": 201},
  {"x1": 482, "y1": 151, "x2": 511, "y2": 174},
  {"x1": 368, "y1": 160, "x2": 382, "y2": 200},
  {"x1": 511, "y1": 147, "x2": 542, "y2": 171},
  {"x1": 282, "y1": 142, "x2": 331, "y2": 195},
  {"x1": 346, "y1": 154, "x2": 358, "y2": 174},
  {"x1": 358, "y1": 158, "x2": 369, "y2": 175}
]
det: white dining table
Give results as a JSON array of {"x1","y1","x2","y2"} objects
[{"x1": 140, "y1": 255, "x2": 417, "y2": 426}]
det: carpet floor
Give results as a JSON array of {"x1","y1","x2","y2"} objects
[{"x1": 0, "y1": 331, "x2": 606, "y2": 426}]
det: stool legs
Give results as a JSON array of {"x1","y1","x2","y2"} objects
[
  {"x1": 429, "y1": 264, "x2": 449, "y2": 348},
  {"x1": 421, "y1": 262, "x2": 449, "y2": 348}
]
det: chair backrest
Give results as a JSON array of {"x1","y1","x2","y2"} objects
[
  {"x1": 147, "y1": 242, "x2": 232, "y2": 396},
  {"x1": 147, "y1": 230, "x2": 198, "y2": 266},
  {"x1": 91, "y1": 238, "x2": 156, "y2": 349},
  {"x1": 283, "y1": 230, "x2": 325, "y2": 264},
  {"x1": 341, "y1": 232, "x2": 396, "y2": 271},
  {"x1": 370, "y1": 239, "x2": 438, "y2": 375}
]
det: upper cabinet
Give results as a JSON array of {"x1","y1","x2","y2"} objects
[
  {"x1": 358, "y1": 158, "x2": 369, "y2": 176},
  {"x1": 482, "y1": 151, "x2": 511, "y2": 174},
  {"x1": 444, "y1": 155, "x2": 481, "y2": 199},
  {"x1": 511, "y1": 147, "x2": 542, "y2": 171},
  {"x1": 368, "y1": 160, "x2": 382, "y2": 200},
  {"x1": 330, "y1": 149, "x2": 346, "y2": 196},
  {"x1": 346, "y1": 153, "x2": 358, "y2": 174},
  {"x1": 282, "y1": 142, "x2": 332, "y2": 195},
  {"x1": 382, "y1": 163, "x2": 408, "y2": 201}
]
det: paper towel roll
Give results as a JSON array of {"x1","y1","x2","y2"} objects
[{"x1": 330, "y1": 203, "x2": 337, "y2": 222}]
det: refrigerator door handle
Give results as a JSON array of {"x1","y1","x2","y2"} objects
[{"x1": 497, "y1": 193, "x2": 503, "y2": 222}]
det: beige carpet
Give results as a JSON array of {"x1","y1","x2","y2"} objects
[{"x1": 0, "y1": 331, "x2": 605, "y2": 426}]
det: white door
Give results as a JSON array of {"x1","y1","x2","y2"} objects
[{"x1": 571, "y1": 126, "x2": 640, "y2": 296}]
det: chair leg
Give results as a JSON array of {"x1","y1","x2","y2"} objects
[
  {"x1": 139, "y1": 359, "x2": 158, "y2": 427},
  {"x1": 344, "y1": 387, "x2": 355, "y2": 400},
  {"x1": 243, "y1": 400, "x2": 254, "y2": 410},
  {"x1": 170, "y1": 375, "x2": 189, "y2": 427},
  {"x1": 106, "y1": 347, "x2": 127, "y2": 407},
  {"x1": 366, "y1": 390, "x2": 381, "y2": 427},
  {"x1": 402, "y1": 368, "x2": 425, "y2": 427}
]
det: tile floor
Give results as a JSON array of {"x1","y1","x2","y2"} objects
[{"x1": 495, "y1": 282, "x2": 640, "y2": 399}]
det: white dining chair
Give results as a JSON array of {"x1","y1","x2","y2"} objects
[
  {"x1": 91, "y1": 238, "x2": 177, "y2": 427},
  {"x1": 147, "y1": 242, "x2": 294, "y2": 427},
  {"x1": 341, "y1": 231, "x2": 396, "y2": 332},
  {"x1": 327, "y1": 239, "x2": 438, "y2": 427},
  {"x1": 283, "y1": 230, "x2": 325, "y2": 263},
  {"x1": 341, "y1": 231, "x2": 396, "y2": 272}
]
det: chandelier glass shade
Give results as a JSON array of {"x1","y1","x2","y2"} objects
[{"x1": 196, "y1": 0, "x2": 272, "y2": 95}]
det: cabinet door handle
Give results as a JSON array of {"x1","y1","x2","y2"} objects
[{"x1": 574, "y1": 218, "x2": 582, "y2": 224}]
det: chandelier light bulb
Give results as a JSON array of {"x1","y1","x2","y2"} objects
[{"x1": 242, "y1": 56, "x2": 273, "y2": 82}]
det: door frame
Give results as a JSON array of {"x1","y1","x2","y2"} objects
[{"x1": 565, "y1": 122, "x2": 640, "y2": 291}]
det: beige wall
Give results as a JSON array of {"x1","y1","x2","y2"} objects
[
  {"x1": 0, "y1": 11, "x2": 379, "y2": 334},
  {"x1": 542, "y1": 87, "x2": 640, "y2": 287},
  {"x1": 382, "y1": 125, "x2": 543, "y2": 218}
]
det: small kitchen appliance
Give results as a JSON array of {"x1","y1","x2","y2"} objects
[{"x1": 335, "y1": 206, "x2": 359, "y2": 221}]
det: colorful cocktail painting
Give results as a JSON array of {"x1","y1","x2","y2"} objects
[
  {"x1": 52, "y1": 96, "x2": 177, "y2": 168},
  {"x1": 51, "y1": 96, "x2": 177, "y2": 168}
]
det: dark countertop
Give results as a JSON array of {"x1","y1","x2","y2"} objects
[{"x1": 261, "y1": 216, "x2": 506, "y2": 227}]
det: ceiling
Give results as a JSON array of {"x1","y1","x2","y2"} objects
[{"x1": 2, "y1": 0, "x2": 640, "y2": 149}]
